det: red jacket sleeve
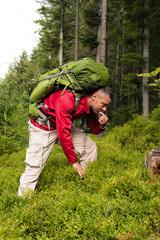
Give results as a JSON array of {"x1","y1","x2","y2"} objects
[{"x1": 54, "y1": 94, "x2": 77, "y2": 164}]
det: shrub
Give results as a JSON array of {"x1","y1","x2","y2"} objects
[{"x1": 0, "y1": 107, "x2": 160, "y2": 239}]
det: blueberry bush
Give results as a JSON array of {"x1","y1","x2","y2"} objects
[{"x1": 0, "y1": 106, "x2": 160, "y2": 239}]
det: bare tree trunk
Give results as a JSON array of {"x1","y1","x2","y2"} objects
[
  {"x1": 114, "y1": 16, "x2": 120, "y2": 110},
  {"x1": 101, "y1": 0, "x2": 107, "y2": 65},
  {"x1": 120, "y1": 21, "x2": 125, "y2": 107},
  {"x1": 113, "y1": 40, "x2": 120, "y2": 110},
  {"x1": 146, "y1": 148, "x2": 160, "y2": 177},
  {"x1": 75, "y1": 0, "x2": 79, "y2": 61},
  {"x1": 115, "y1": 41, "x2": 119, "y2": 77},
  {"x1": 96, "y1": 0, "x2": 107, "y2": 138},
  {"x1": 96, "y1": 0, "x2": 107, "y2": 66},
  {"x1": 96, "y1": 23, "x2": 101, "y2": 62},
  {"x1": 58, "y1": 7, "x2": 64, "y2": 65},
  {"x1": 142, "y1": 0, "x2": 149, "y2": 115}
]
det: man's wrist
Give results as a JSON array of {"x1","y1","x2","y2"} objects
[{"x1": 100, "y1": 123, "x2": 108, "y2": 130}]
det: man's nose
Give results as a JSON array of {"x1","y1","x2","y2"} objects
[{"x1": 102, "y1": 106, "x2": 107, "y2": 112}]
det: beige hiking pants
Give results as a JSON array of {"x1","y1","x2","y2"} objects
[{"x1": 18, "y1": 121, "x2": 97, "y2": 196}]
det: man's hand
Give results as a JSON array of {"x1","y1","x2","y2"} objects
[
  {"x1": 98, "y1": 111, "x2": 108, "y2": 128},
  {"x1": 72, "y1": 162, "x2": 85, "y2": 178}
]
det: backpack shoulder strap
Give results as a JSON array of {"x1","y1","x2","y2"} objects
[
  {"x1": 73, "y1": 96, "x2": 81, "y2": 112},
  {"x1": 35, "y1": 94, "x2": 81, "y2": 129}
]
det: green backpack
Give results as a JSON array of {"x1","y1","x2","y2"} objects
[{"x1": 29, "y1": 57, "x2": 109, "y2": 119}]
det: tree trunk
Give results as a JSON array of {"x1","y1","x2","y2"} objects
[
  {"x1": 58, "y1": 7, "x2": 64, "y2": 65},
  {"x1": 75, "y1": 0, "x2": 79, "y2": 61},
  {"x1": 96, "y1": 23, "x2": 101, "y2": 63},
  {"x1": 142, "y1": 0, "x2": 149, "y2": 115},
  {"x1": 146, "y1": 148, "x2": 160, "y2": 178},
  {"x1": 96, "y1": 0, "x2": 107, "y2": 138},
  {"x1": 114, "y1": 17, "x2": 120, "y2": 110},
  {"x1": 120, "y1": 22, "x2": 125, "y2": 107},
  {"x1": 96, "y1": 0, "x2": 107, "y2": 66}
]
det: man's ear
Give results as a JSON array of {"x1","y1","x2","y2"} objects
[{"x1": 92, "y1": 92, "x2": 98, "y2": 101}]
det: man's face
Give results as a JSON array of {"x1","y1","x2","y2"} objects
[{"x1": 91, "y1": 92, "x2": 111, "y2": 114}]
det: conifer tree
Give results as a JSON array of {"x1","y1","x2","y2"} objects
[{"x1": 34, "y1": 0, "x2": 75, "y2": 71}]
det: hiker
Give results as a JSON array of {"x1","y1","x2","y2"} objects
[
  {"x1": 18, "y1": 86, "x2": 111, "y2": 196},
  {"x1": 18, "y1": 59, "x2": 111, "y2": 196}
]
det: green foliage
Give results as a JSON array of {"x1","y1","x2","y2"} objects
[
  {"x1": 0, "y1": 52, "x2": 31, "y2": 155},
  {"x1": 111, "y1": 105, "x2": 138, "y2": 126},
  {"x1": 108, "y1": 109, "x2": 160, "y2": 152},
  {"x1": 0, "y1": 1, "x2": 160, "y2": 236},
  {"x1": 121, "y1": 53, "x2": 144, "y2": 67},
  {"x1": 35, "y1": 0, "x2": 76, "y2": 68},
  {"x1": 80, "y1": 0, "x2": 101, "y2": 52},
  {"x1": 0, "y1": 107, "x2": 160, "y2": 239},
  {"x1": 2, "y1": 0, "x2": 160, "y2": 122},
  {"x1": 137, "y1": 67, "x2": 160, "y2": 92}
]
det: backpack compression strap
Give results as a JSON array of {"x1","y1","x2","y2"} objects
[{"x1": 42, "y1": 69, "x2": 72, "y2": 81}]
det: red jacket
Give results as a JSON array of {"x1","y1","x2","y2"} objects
[{"x1": 31, "y1": 90, "x2": 103, "y2": 164}]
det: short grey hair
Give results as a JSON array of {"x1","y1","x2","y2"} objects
[
  {"x1": 87, "y1": 86, "x2": 111, "y2": 98},
  {"x1": 96, "y1": 86, "x2": 111, "y2": 98}
]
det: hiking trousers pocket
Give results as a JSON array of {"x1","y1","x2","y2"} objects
[{"x1": 25, "y1": 145, "x2": 44, "y2": 168}]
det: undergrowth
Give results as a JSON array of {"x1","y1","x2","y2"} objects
[{"x1": 0, "y1": 106, "x2": 160, "y2": 239}]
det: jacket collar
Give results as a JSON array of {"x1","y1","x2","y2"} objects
[{"x1": 79, "y1": 94, "x2": 90, "y2": 114}]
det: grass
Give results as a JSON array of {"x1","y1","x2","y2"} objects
[{"x1": 0, "y1": 106, "x2": 160, "y2": 239}]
